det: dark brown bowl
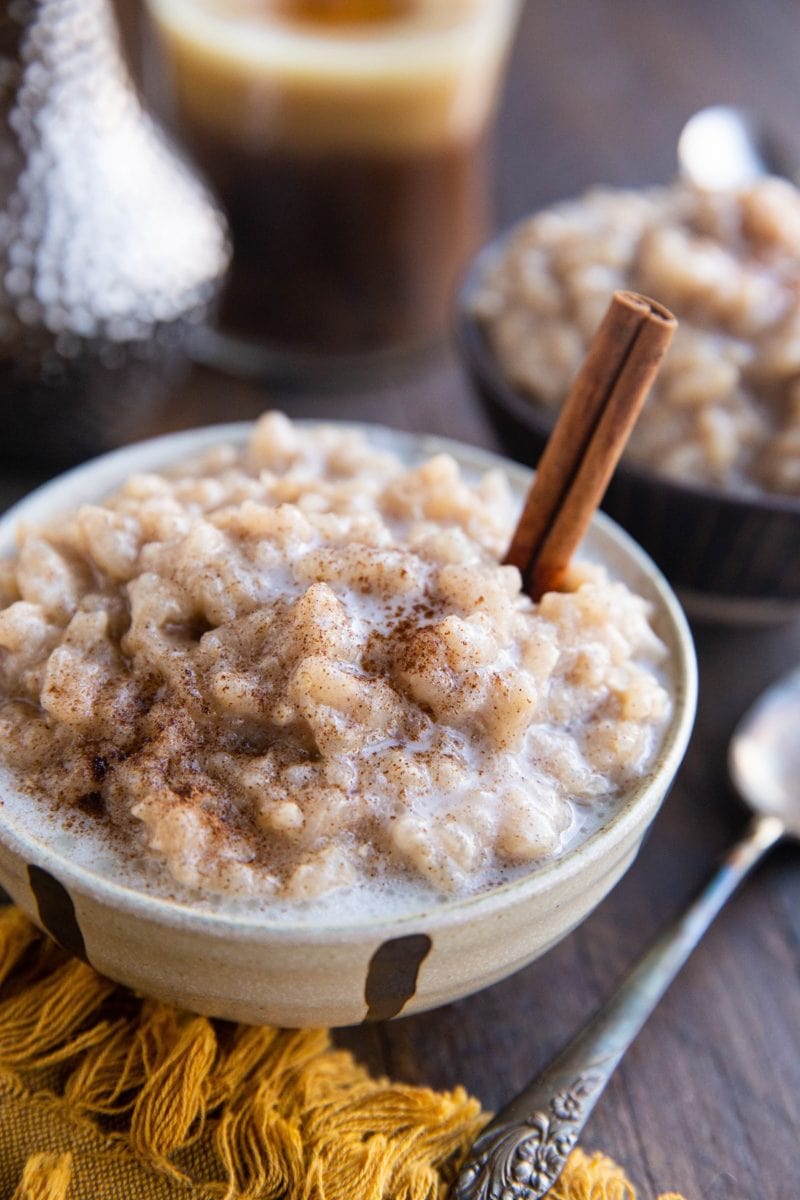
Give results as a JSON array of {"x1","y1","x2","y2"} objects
[{"x1": 455, "y1": 235, "x2": 800, "y2": 625}]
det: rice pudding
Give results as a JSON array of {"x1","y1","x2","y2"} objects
[
  {"x1": 0, "y1": 415, "x2": 671, "y2": 909},
  {"x1": 473, "y1": 179, "x2": 800, "y2": 496}
]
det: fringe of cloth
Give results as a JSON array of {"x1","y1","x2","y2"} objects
[{"x1": 0, "y1": 908, "x2": 687, "y2": 1200}]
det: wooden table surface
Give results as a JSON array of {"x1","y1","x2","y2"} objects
[{"x1": 5, "y1": 4, "x2": 800, "y2": 1198}]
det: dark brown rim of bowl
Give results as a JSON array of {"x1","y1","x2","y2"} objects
[{"x1": 455, "y1": 230, "x2": 800, "y2": 522}]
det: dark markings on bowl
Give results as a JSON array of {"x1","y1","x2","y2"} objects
[
  {"x1": 364, "y1": 933, "x2": 432, "y2": 1021},
  {"x1": 27, "y1": 864, "x2": 88, "y2": 962}
]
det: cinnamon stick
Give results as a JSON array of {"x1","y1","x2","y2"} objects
[{"x1": 504, "y1": 291, "x2": 676, "y2": 601}]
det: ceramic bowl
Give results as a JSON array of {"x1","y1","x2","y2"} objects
[
  {"x1": 457, "y1": 234, "x2": 800, "y2": 626},
  {"x1": 0, "y1": 422, "x2": 697, "y2": 1027}
]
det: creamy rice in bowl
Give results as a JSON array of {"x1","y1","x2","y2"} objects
[
  {"x1": 0, "y1": 417, "x2": 696, "y2": 1026},
  {"x1": 458, "y1": 179, "x2": 800, "y2": 623}
]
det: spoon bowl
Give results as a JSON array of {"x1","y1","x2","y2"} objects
[
  {"x1": 729, "y1": 668, "x2": 800, "y2": 835},
  {"x1": 677, "y1": 104, "x2": 794, "y2": 188}
]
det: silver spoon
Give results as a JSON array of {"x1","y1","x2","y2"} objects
[
  {"x1": 452, "y1": 667, "x2": 800, "y2": 1200},
  {"x1": 677, "y1": 103, "x2": 793, "y2": 187}
]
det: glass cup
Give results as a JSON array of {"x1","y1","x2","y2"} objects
[{"x1": 141, "y1": 0, "x2": 520, "y2": 370}]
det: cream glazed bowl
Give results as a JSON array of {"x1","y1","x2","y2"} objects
[{"x1": 0, "y1": 422, "x2": 696, "y2": 1027}]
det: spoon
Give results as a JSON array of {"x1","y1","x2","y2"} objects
[
  {"x1": 452, "y1": 667, "x2": 799, "y2": 1200},
  {"x1": 677, "y1": 103, "x2": 794, "y2": 187}
]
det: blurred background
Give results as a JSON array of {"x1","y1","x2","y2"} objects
[{"x1": 3, "y1": 0, "x2": 800, "y2": 505}]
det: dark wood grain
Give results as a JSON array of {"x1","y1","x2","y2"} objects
[{"x1": 4, "y1": 3, "x2": 800, "y2": 1197}]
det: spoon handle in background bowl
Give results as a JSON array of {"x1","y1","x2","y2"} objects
[{"x1": 452, "y1": 813, "x2": 784, "y2": 1200}]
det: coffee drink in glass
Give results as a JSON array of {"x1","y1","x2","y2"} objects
[{"x1": 143, "y1": 0, "x2": 520, "y2": 363}]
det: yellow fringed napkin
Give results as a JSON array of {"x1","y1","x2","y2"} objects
[{"x1": 0, "y1": 908, "x2": 686, "y2": 1200}]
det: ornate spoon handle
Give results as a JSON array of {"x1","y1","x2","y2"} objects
[{"x1": 453, "y1": 813, "x2": 784, "y2": 1200}]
